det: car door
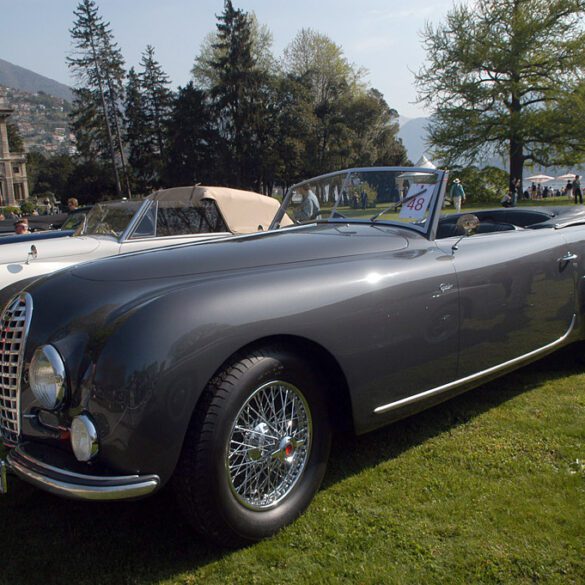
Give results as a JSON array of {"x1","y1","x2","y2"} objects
[
  {"x1": 443, "y1": 228, "x2": 575, "y2": 378},
  {"x1": 349, "y1": 231, "x2": 461, "y2": 425}
]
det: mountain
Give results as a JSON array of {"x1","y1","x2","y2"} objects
[
  {"x1": 398, "y1": 116, "x2": 508, "y2": 170},
  {"x1": 398, "y1": 116, "x2": 431, "y2": 163},
  {"x1": 0, "y1": 58, "x2": 73, "y2": 102}
]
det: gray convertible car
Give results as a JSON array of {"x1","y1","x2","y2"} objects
[{"x1": 1, "y1": 167, "x2": 584, "y2": 546}]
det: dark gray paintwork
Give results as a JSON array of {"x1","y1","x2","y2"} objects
[{"x1": 4, "y1": 169, "x2": 585, "y2": 492}]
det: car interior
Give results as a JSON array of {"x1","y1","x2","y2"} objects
[{"x1": 436, "y1": 209, "x2": 554, "y2": 238}]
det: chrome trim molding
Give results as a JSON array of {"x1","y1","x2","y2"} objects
[
  {"x1": 120, "y1": 198, "x2": 154, "y2": 242},
  {"x1": 6, "y1": 446, "x2": 160, "y2": 501},
  {"x1": 374, "y1": 314, "x2": 577, "y2": 415}
]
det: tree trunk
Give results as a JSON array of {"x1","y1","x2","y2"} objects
[
  {"x1": 509, "y1": 93, "x2": 524, "y2": 191},
  {"x1": 509, "y1": 136, "x2": 524, "y2": 189}
]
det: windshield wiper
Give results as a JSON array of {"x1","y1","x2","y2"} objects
[
  {"x1": 328, "y1": 172, "x2": 354, "y2": 219},
  {"x1": 369, "y1": 187, "x2": 428, "y2": 222}
]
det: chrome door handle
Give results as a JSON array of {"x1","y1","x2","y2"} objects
[{"x1": 557, "y1": 252, "x2": 578, "y2": 263}]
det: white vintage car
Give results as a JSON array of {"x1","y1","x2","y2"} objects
[{"x1": 0, "y1": 185, "x2": 288, "y2": 291}]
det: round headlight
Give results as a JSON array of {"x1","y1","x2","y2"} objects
[
  {"x1": 29, "y1": 345, "x2": 66, "y2": 410},
  {"x1": 71, "y1": 415, "x2": 99, "y2": 462}
]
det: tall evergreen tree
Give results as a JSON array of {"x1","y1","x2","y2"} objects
[
  {"x1": 124, "y1": 67, "x2": 151, "y2": 193},
  {"x1": 139, "y1": 45, "x2": 173, "y2": 185},
  {"x1": 192, "y1": 13, "x2": 275, "y2": 90},
  {"x1": 416, "y1": 0, "x2": 585, "y2": 186},
  {"x1": 68, "y1": 0, "x2": 129, "y2": 196},
  {"x1": 163, "y1": 82, "x2": 218, "y2": 187},
  {"x1": 205, "y1": 0, "x2": 271, "y2": 188},
  {"x1": 123, "y1": 47, "x2": 173, "y2": 192}
]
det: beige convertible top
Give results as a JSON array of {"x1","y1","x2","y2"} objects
[{"x1": 148, "y1": 185, "x2": 292, "y2": 233}]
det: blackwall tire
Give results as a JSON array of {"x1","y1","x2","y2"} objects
[{"x1": 173, "y1": 346, "x2": 332, "y2": 547}]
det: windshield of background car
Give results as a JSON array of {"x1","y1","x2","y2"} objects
[
  {"x1": 75, "y1": 201, "x2": 143, "y2": 237},
  {"x1": 60, "y1": 208, "x2": 89, "y2": 230},
  {"x1": 273, "y1": 168, "x2": 444, "y2": 233}
]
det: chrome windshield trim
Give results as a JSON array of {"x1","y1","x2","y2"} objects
[
  {"x1": 120, "y1": 198, "x2": 154, "y2": 242},
  {"x1": 6, "y1": 446, "x2": 160, "y2": 501},
  {"x1": 374, "y1": 313, "x2": 576, "y2": 415}
]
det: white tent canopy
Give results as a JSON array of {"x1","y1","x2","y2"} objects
[
  {"x1": 415, "y1": 155, "x2": 436, "y2": 169},
  {"x1": 526, "y1": 174, "x2": 554, "y2": 183}
]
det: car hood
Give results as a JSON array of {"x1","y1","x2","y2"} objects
[
  {"x1": 0, "y1": 235, "x2": 106, "y2": 264},
  {"x1": 0, "y1": 230, "x2": 75, "y2": 246},
  {"x1": 70, "y1": 223, "x2": 410, "y2": 283}
]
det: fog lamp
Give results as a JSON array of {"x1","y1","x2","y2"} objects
[
  {"x1": 29, "y1": 345, "x2": 66, "y2": 410},
  {"x1": 70, "y1": 415, "x2": 99, "y2": 462}
]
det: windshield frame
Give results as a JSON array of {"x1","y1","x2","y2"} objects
[{"x1": 269, "y1": 166, "x2": 449, "y2": 239}]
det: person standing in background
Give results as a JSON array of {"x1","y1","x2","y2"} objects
[
  {"x1": 510, "y1": 177, "x2": 521, "y2": 206},
  {"x1": 573, "y1": 175, "x2": 582, "y2": 204},
  {"x1": 449, "y1": 178, "x2": 466, "y2": 213}
]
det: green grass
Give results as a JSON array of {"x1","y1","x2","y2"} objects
[{"x1": 1, "y1": 345, "x2": 584, "y2": 585}]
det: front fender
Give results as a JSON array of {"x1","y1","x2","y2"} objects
[{"x1": 85, "y1": 260, "x2": 357, "y2": 484}]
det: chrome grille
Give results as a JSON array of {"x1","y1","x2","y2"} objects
[{"x1": 0, "y1": 293, "x2": 32, "y2": 446}]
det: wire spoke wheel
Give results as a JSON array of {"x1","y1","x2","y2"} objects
[
  {"x1": 174, "y1": 347, "x2": 330, "y2": 545},
  {"x1": 226, "y1": 380, "x2": 312, "y2": 510}
]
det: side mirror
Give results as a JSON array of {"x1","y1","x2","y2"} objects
[
  {"x1": 26, "y1": 244, "x2": 38, "y2": 265},
  {"x1": 451, "y1": 214, "x2": 480, "y2": 252},
  {"x1": 458, "y1": 214, "x2": 480, "y2": 236}
]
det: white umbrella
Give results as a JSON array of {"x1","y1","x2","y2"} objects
[
  {"x1": 556, "y1": 173, "x2": 577, "y2": 181},
  {"x1": 526, "y1": 174, "x2": 554, "y2": 183}
]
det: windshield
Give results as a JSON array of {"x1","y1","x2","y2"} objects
[
  {"x1": 272, "y1": 167, "x2": 445, "y2": 232},
  {"x1": 75, "y1": 200, "x2": 143, "y2": 237}
]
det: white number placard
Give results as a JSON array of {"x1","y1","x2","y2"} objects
[{"x1": 399, "y1": 184, "x2": 433, "y2": 220}]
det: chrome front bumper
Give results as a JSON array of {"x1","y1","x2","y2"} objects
[{"x1": 1, "y1": 444, "x2": 160, "y2": 500}]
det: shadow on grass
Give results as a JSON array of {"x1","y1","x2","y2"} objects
[
  {"x1": 324, "y1": 343, "x2": 584, "y2": 487},
  {"x1": 0, "y1": 344, "x2": 582, "y2": 585}
]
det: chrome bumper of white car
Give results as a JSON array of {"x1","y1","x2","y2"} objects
[{"x1": 1, "y1": 444, "x2": 160, "y2": 500}]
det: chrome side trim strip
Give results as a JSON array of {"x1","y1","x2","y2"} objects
[
  {"x1": 374, "y1": 314, "x2": 576, "y2": 415},
  {"x1": 6, "y1": 448, "x2": 160, "y2": 501}
]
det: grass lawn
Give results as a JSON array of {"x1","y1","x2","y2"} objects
[{"x1": 0, "y1": 345, "x2": 583, "y2": 584}]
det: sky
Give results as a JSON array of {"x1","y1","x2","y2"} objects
[{"x1": 1, "y1": 0, "x2": 453, "y2": 119}]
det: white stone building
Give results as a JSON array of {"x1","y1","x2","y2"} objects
[{"x1": 0, "y1": 89, "x2": 29, "y2": 206}]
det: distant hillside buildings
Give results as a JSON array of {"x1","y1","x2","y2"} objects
[
  {"x1": 0, "y1": 86, "x2": 76, "y2": 156},
  {"x1": 0, "y1": 89, "x2": 29, "y2": 205}
]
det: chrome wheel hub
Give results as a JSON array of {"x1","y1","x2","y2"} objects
[{"x1": 226, "y1": 380, "x2": 312, "y2": 510}]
